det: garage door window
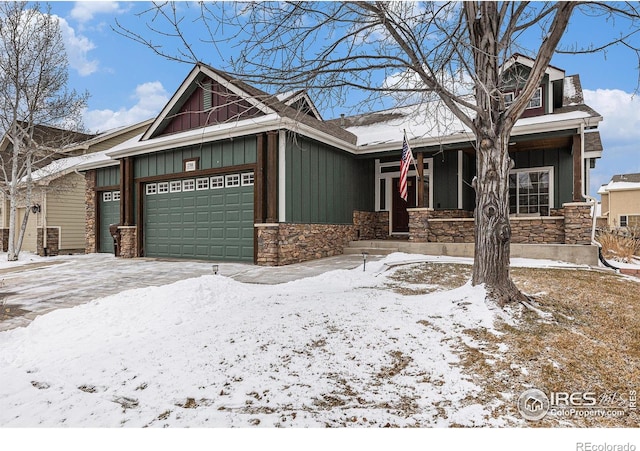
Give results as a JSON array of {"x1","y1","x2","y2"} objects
[
  {"x1": 112, "y1": 191, "x2": 121, "y2": 201},
  {"x1": 103, "y1": 192, "x2": 112, "y2": 202},
  {"x1": 183, "y1": 179, "x2": 195, "y2": 191},
  {"x1": 226, "y1": 174, "x2": 240, "y2": 187},
  {"x1": 170, "y1": 181, "x2": 181, "y2": 192},
  {"x1": 242, "y1": 172, "x2": 254, "y2": 186},
  {"x1": 196, "y1": 178, "x2": 210, "y2": 190},
  {"x1": 211, "y1": 175, "x2": 224, "y2": 189},
  {"x1": 146, "y1": 184, "x2": 157, "y2": 195},
  {"x1": 158, "y1": 182, "x2": 169, "y2": 194}
]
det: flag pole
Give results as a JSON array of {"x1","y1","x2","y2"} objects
[{"x1": 403, "y1": 129, "x2": 420, "y2": 181}]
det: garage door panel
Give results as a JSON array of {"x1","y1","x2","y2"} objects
[
  {"x1": 144, "y1": 178, "x2": 254, "y2": 261},
  {"x1": 99, "y1": 193, "x2": 120, "y2": 253}
]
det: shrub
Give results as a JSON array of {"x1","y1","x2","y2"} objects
[{"x1": 596, "y1": 229, "x2": 640, "y2": 263}]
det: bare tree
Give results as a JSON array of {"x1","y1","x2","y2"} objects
[
  {"x1": 0, "y1": 2, "x2": 89, "y2": 261},
  {"x1": 117, "y1": 1, "x2": 640, "y2": 303}
]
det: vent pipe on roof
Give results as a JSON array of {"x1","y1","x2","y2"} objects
[{"x1": 340, "y1": 113, "x2": 345, "y2": 127}]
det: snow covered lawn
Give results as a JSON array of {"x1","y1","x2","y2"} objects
[
  {"x1": 0, "y1": 253, "x2": 638, "y2": 428},
  {"x1": 0, "y1": 254, "x2": 511, "y2": 427}
]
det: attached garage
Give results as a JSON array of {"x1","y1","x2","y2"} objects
[
  {"x1": 143, "y1": 172, "x2": 254, "y2": 261},
  {"x1": 99, "y1": 190, "x2": 120, "y2": 253}
]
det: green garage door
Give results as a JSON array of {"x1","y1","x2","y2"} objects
[
  {"x1": 99, "y1": 190, "x2": 121, "y2": 253},
  {"x1": 143, "y1": 173, "x2": 254, "y2": 261}
]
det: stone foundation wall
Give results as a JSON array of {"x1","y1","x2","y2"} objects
[
  {"x1": 85, "y1": 170, "x2": 98, "y2": 254},
  {"x1": 37, "y1": 227, "x2": 60, "y2": 256},
  {"x1": 118, "y1": 226, "x2": 138, "y2": 258},
  {"x1": 408, "y1": 204, "x2": 592, "y2": 245},
  {"x1": 256, "y1": 222, "x2": 357, "y2": 266},
  {"x1": 353, "y1": 210, "x2": 389, "y2": 240}
]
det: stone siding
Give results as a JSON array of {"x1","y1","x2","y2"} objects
[
  {"x1": 36, "y1": 228, "x2": 60, "y2": 256},
  {"x1": 256, "y1": 223, "x2": 357, "y2": 266},
  {"x1": 408, "y1": 204, "x2": 593, "y2": 245},
  {"x1": 85, "y1": 170, "x2": 98, "y2": 254},
  {"x1": 353, "y1": 210, "x2": 389, "y2": 240},
  {"x1": 118, "y1": 226, "x2": 138, "y2": 258}
]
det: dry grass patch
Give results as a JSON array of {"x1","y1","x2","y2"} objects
[
  {"x1": 386, "y1": 262, "x2": 472, "y2": 295},
  {"x1": 391, "y1": 262, "x2": 640, "y2": 427}
]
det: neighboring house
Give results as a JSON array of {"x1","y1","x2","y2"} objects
[
  {"x1": 0, "y1": 120, "x2": 152, "y2": 256},
  {"x1": 597, "y1": 173, "x2": 640, "y2": 230},
  {"x1": 81, "y1": 56, "x2": 603, "y2": 265}
]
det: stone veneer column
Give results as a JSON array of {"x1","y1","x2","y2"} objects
[
  {"x1": 562, "y1": 202, "x2": 593, "y2": 244},
  {"x1": 407, "y1": 208, "x2": 431, "y2": 242},
  {"x1": 37, "y1": 228, "x2": 60, "y2": 256},
  {"x1": 255, "y1": 224, "x2": 280, "y2": 266},
  {"x1": 118, "y1": 226, "x2": 138, "y2": 258},
  {"x1": 85, "y1": 170, "x2": 98, "y2": 253}
]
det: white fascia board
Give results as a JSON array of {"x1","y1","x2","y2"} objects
[
  {"x1": 76, "y1": 158, "x2": 120, "y2": 171},
  {"x1": 108, "y1": 113, "x2": 283, "y2": 158}
]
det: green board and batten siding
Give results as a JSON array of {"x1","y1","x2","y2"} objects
[
  {"x1": 285, "y1": 136, "x2": 374, "y2": 224},
  {"x1": 134, "y1": 137, "x2": 257, "y2": 178},
  {"x1": 96, "y1": 166, "x2": 120, "y2": 187}
]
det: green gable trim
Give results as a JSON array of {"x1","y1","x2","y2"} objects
[{"x1": 285, "y1": 135, "x2": 374, "y2": 224}]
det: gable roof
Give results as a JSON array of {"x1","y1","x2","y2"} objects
[
  {"x1": 598, "y1": 173, "x2": 640, "y2": 194},
  {"x1": 500, "y1": 53, "x2": 566, "y2": 81}
]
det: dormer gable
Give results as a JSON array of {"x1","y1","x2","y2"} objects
[
  {"x1": 142, "y1": 63, "x2": 276, "y2": 140},
  {"x1": 276, "y1": 90, "x2": 323, "y2": 121},
  {"x1": 499, "y1": 53, "x2": 566, "y2": 118}
]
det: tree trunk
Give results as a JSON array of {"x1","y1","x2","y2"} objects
[
  {"x1": 471, "y1": 130, "x2": 525, "y2": 305},
  {"x1": 7, "y1": 194, "x2": 17, "y2": 261}
]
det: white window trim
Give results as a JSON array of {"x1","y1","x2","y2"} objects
[
  {"x1": 158, "y1": 182, "x2": 169, "y2": 194},
  {"x1": 103, "y1": 192, "x2": 112, "y2": 202},
  {"x1": 196, "y1": 178, "x2": 210, "y2": 191},
  {"x1": 225, "y1": 174, "x2": 240, "y2": 187},
  {"x1": 504, "y1": 91, "x2": 515, "y2": 108},
  {"x1": 375, "y1": 159, "x2": 433, "y2": 214},
  {"x1": 526, "y1": 86, "x2": 543, "y2": 109},
  {"x1": 210, "y1": 175, "x2": 224, "y2": 189},
  {"x1": 509, "y1": 166, "x2": 554, "y2": 216},
  {"x1": 112, "y1": 191, "x2": 121, "y2": 201},
  {"x1": 146, "y1": 184, "x2": 157, "y2": 195},
  {"x1": 183, "y1": 179, "x2": 195, "y2": 192},
  {"x1": 170, "y1": 181, "x2": 182, "y2": 193},
  {"x1": 241, "y1": 172, "x2": 255, "y2": 186}
]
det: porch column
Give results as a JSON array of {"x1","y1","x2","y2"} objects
[
  {"x1": 266, "y1": 131, "x2": 278, "y2": 223},
  {"x1": 120, "y1": 157, "x2": 135, "y2": 226},
  {"x1": 572, "y1": 134, "x2": 583, "y2": 202},
  {"x1": 416, "y1": 152, "x2": 424, "y2": 207}
]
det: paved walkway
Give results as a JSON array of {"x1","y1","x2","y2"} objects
[{"x1": 0, "y1": 253, "x2": 381, "y2": 332}]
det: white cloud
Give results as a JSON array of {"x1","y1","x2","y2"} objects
[
  {"x1": 70, "y1": 1, "x2": 123, "y2": 23},
  {"x1": 56, "y1": 15, "x2": 98, "y2": 76},
  {"x1": 84, "y1": 82, "x2": 169, "y2": 132}
]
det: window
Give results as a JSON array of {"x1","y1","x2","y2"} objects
[
  {"x1": 196, "y1": 178, "x2": 210, "y2": 190},
  {"x1": 158, "y1": 182, "x2": 169, "y2": 194},
  {"x1": 620, "y1": 215, "x2": 628, "y2": 227},
  {"x1": 183, "y1": 179, "x2": 195, "y2": 191},
  {"x1": 620, "y1": 215, "x2": 640, "y2": 228},
  {"x1": 112, "y1": 191, "x2": 121, "y2": 201},
  {"x1": 241, "y1": 172, "x2": 255, "y2": 186},
  {"x1": 146, "y1": 184, "x2": 157, "y2": 195},
  {"x1": 225, "y1": 174, "x2": 240, "y2": 187},
  {"x1": 103, "y1": 192, "x2": 112, "y2": 202},
  {"x1": 170, "y1": 180, "x2": 182, "y2": 193},
  {"x1": 509, "y1": 168, "x2": 552, "y2": 216},
  {"x1": 211, "y1": 175, "x2": 224, "y2": 189},
  {"x1": 526, "y1": 87, "x2": 543, "y2": 109},
  {"x1": 504, "y1": 92, "x2": 515, "y2": 107}
]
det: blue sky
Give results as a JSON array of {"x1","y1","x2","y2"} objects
[{"x1": 45, "y1": 1, "x2": 640, "y2": 197}]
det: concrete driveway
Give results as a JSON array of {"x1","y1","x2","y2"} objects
[{"x1": 0, "y1": 253, "x2": 379, "y2": 332}]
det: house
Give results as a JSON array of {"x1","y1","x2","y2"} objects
[
  {"x1": 0, "y1": 120, "x2": 152, "y2": 256},
  {"x1": 597, "y1": 173, "x2": 640, "y2": 230},
  {"x1": 81, "y1": 57, "x2": 603, "y2": 266}
]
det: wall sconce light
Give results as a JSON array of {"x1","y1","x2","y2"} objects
[
  {"x1": 212, "y1": 264, "x2": 219, "y2": 275},
  {"x1": 30, "y1": 204, "x2": 41, "y2": 214}
]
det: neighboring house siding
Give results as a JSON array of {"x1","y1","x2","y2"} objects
[
  {"x1": 97, "y1": 166, "x2": 120, "y2": 187},
  {"x1": 285, "y1": 136, "x2": 374, "y2": 224},
  {"x1": 47, "y1": 173, "x2": 86, "y2": 250},
  {"x1": 134, "y1": 137, "x2": 257, "y2": 178},
  {"x1": 511, "y1": 147, "x2": 574, "y2": 208},
  {"x1": 609, "y1": 190, "x2": 640, "y2": 227},
  {"x1": 89, "y1": 128, "x2": 148, "y2": 153}
]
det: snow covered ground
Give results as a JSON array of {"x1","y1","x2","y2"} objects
[{"x1": 0, "y1": 253, "x2": 517, "y2": 428}]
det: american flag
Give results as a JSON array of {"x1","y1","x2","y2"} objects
[{"x1": 399, "y1": 133, "x2": 414, "y2": 201}]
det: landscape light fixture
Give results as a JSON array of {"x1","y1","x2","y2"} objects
[
  {"x1": 362, "y1": 252, "x2": 369, "y2": 272},
  {"x1": 212, "y1": 264, "x2": 219, "y2": 275}
]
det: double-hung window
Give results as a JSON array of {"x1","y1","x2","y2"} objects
[{"x1": 509, "y1": 167, "x2": 553, "y2": 216}]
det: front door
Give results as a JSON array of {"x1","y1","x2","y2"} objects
[{"x1": 392, "y1": 176, "x2": 416, "y2": 233}]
